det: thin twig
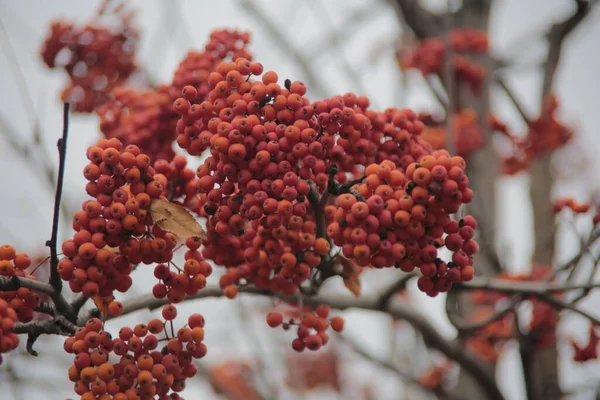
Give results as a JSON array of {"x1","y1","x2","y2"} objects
[
  {"x1": 495, "y1": 76, "x2": 530, "y2": 122},
  {"x1": 377, "y1": 273, "x2": 418, "y2": 309},
  {"x1": 448, "y1": 296, "x2": 520, "y2": 333},
  {"x1": 45, "y1": 103, "x2": 74, "y2": 319},
  {"x1": 340, "y1": 334, "x2": 453, "y2": 399}
]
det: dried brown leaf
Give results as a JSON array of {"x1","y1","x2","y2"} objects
[
  {"x1": 149, "y1": 199, "x2": 206, "y2": 239},
  {"x1": 336, "y1": 255, "x2": 361, "y2": 297}
]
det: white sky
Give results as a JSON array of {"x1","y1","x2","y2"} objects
[{"x1": 0, "y1": 1, "x2": 600, "y2": 399}]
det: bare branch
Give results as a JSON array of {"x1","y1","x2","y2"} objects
[
  {"x1": 45, "y1": 103, "x2": 74, "y2": 320},
  {"x1": 457, "y1": 277, "x2": 600, "y2": 294},
  {"x1": 377, "y1": 272, "x2": 417, "y2": 309},
  {"x1": 0, "y1": 275, "x2": 56, "y2": 296},
  {"x1": 495, "y1": 76, "x2": 531, "y2": 122},
  {"x1": 448, "y1": 296, "x2": 519, "y2": 333},
  {"x1": 390, "y1": 0, "x2": 444, "y2": 39},
  {"x1": 340, "y1": 334, "x2": 453, "y2": 399},
  {"x1": 104, "y1": 284, "x2": 504, "y2": 400}
]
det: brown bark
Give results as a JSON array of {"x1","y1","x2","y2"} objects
[{"x1": 392, "y1": 1, "x2": 500, "y2": 398}]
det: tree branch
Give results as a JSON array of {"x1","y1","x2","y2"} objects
[
  {"x1": 495, "y1": 76, "x2": 531, "y2": 122},
  {"x1": 45, "y1": 103, "x2": 73, "y2": 320},
  {"x1": 340, "y1": 334, "x2": 453, "y2": 399},
  {"x1": 390, "y1": 0, "x2": 444, "y2": 39},
  {"x1": 100, "y1": 284, "x2": 504, "y2": 400}
]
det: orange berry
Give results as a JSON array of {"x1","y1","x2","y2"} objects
[
  {"x1": 13, "y1": 253, "x2": 31, "y2": 270},
  {"x1": 331, "y1": 316, "x2": 345, "y2": 332},
  {"x1": 0, "y1": 245, "x2": 16, "y2": 261},
  {"x1": 107, "y1": 301, "x2": 124, "y2": 316},
  {"x1": 223, "y1": 285, "x2": 238, "y2": 299},
  {"x1": 314, "y1": 238, "x2": 331, "y2": 255}
]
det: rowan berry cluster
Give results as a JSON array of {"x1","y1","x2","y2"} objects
[
  {"x1": 398, "y1": 28, "x2": 488, "y2": 93},
  {"x1": 151, "y1": 237, "x2": 212, "y2": 304},
  {"x1": 570, "y1": 324, "x2": 599, "y2": 362},
  {"x1": 171, "y1": 54, "x2": 478, "y2": 297},
  {"x1": 552, "y1": 198, "x2": 590, "y2": 214},
  {"x1": 59, "y1": 139, "x2": 165, "y2": 307},
  {"x1": 172, "y1": 29, "x2": 253, "y2": 98},
  {"x1": 0, "y1": 245, "x2": 40, "y2": 323},
  {"x1": 95, "y1": 29, "x2": 254, "y2": 163},
  {"x1": 97, "y1": 86, "x2": 180, "y2": 162},
  {"x1": 500, "y1": 95, "x2": 573, "y2": 175},
  {"x1": 327, "y1": 159, "x2": 476, "y2": 296},
  {"x1": 40, "y1": 1, "x2": 138, "y2": 112},
  {"x1": 0, "y1": 298, "x2": 19, "y2": 365},
  {"x1": 266, "y1": 305, "x2": 344, "y2": 352},
  {"x1": 65, "y1": 309, "x2": 205, "y2": 399},
  {"x1": 152, "y1": 156, "x2": 197, "y2": 203},
  {"x1": 419, "y1": 110, "x2": 485, "y2": 157}
]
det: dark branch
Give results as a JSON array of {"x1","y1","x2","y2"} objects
[
  {"x1": 377, "y1": 272, "x2": 417, "y2": 309},
  {"x1": 103, "y1": 284, "x2": 504, "y2": 400},
  {"x1": 44, "y1": 102, "x2": 74, "y2": 320},
  {"x1": 542, "y1": 0, "x2": 593, "y2": 97},
  {"x1": 495, "y1": 76, "x2": 531, "y2": 122}
]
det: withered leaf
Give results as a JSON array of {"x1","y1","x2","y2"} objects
[
  {"x1": 149, "y1": 199, "x2": 206, "y2": 239},
  {"x1": 336, "y1": 255, "x2": 362, "y2": 297}
]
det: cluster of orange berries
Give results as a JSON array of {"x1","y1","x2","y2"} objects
[
  {"x1": 0, "y1": 245, "x2": 40, "y2": 323},
  {"x1": 500, "y1": 95, "x2": 574, "y2": 175},
  {"x1": 0, "y1": 298, "x2": 19, "y2": 365},
  {"x1": 95, "y1": 29, "x2": 253, "y2": 164},
  {"x1": 398, "y1": 28, "x2": 488, "y2": 94},
  {"x1": 172, "y1": 29, "x2": 252, "y2": 99},
  {"x1": 97, "y1": 86, "x2": 180, "y2": 162},
  {"x1": 151, "y1": 237, "x2": 212, "y2": 304},
  {"x1": 552, "y1": 198, "x2": 591, "y2": 214},
  {"x1": 419, "y1": 110, "x2": 485, "y2": 157},
  {"x1": 327, "y1": 158, "x2": 476, "y2": 296},
  {"x1": 59, "y1": 139, "x2": 165, "y2": 306},
  {"x1": 266, "y1": 305, "x2": 344, "y2": 352},
  {"x1": 65, "y1": 308, "x2": 205, "y2": 399},
  {"x1": 152, "y1": 156, "x2": 197, "y2": 205},
  {"x1": 170, "y1": 54, "x2": 477, "y2": 297},
  {"x1": 40, "y1": 2, "x2": 138, "y2": 112}
]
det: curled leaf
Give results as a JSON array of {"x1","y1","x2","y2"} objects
[
  {"x1": 149, "y1": 199, "x2": 206, "y2": 239},
  {"x1": 336, "y1": 255, "x2": 361, "y2": 297}
]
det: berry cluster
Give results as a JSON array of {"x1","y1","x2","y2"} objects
[
  {"x1": 95, "y1": 29, "x2": 254, "y2": 163},
  {"x1": 570, "y1": 324, "x2": 599, "y2": 362},
  {"x1": 59, "y1": 139, "x2": 165, "y2": 306},
  {"x1": 419, "y1": 110, "x2": 485, "y2": 157},
  {"x1": 172, "y1": 29, "x2": 253, "y2": 98},
  {"x1": 0, "y1": 245, "x2": 40, "y2": 323},
  {"x1": 65, "y1": 309, "x2": 205, "y2": 399},
  {"x1": 151, "y1": 237, "x2": 212, "y2": 304},
  {"x1": 500, "y1": 95, "x2": 574, "y2": 175},
  {"x1": 97, "y1": 86, "x2": 180, "y2": 162},
  {"x1": 0, "y1": 298, "x2": 19, "y2": 365},
  {"x1": 266, "y1": 305, "x2": 344, "y2": 352},
  {"x1": 398, "y1": 28, "x2": 488, "y2": 94},
  {"x1": 171, "y1": 56, "x2": 477, "y2": 297},
  {"x1": 40, "y1": 2, "x2": 138, "y2": 112},
  {"x1": 152, "y1": 156, "x2": 197, "y2": 204},
  {"x1": 552, "y1": 198, "x2": 590, "y2": 214},
  {"x1": 327, "y1": 159, "x2": 476, "y2": 296}
]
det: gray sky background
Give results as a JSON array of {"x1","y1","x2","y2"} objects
[{"x1": 0, "y1": 1, "x2": 600, "y2": 399}]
